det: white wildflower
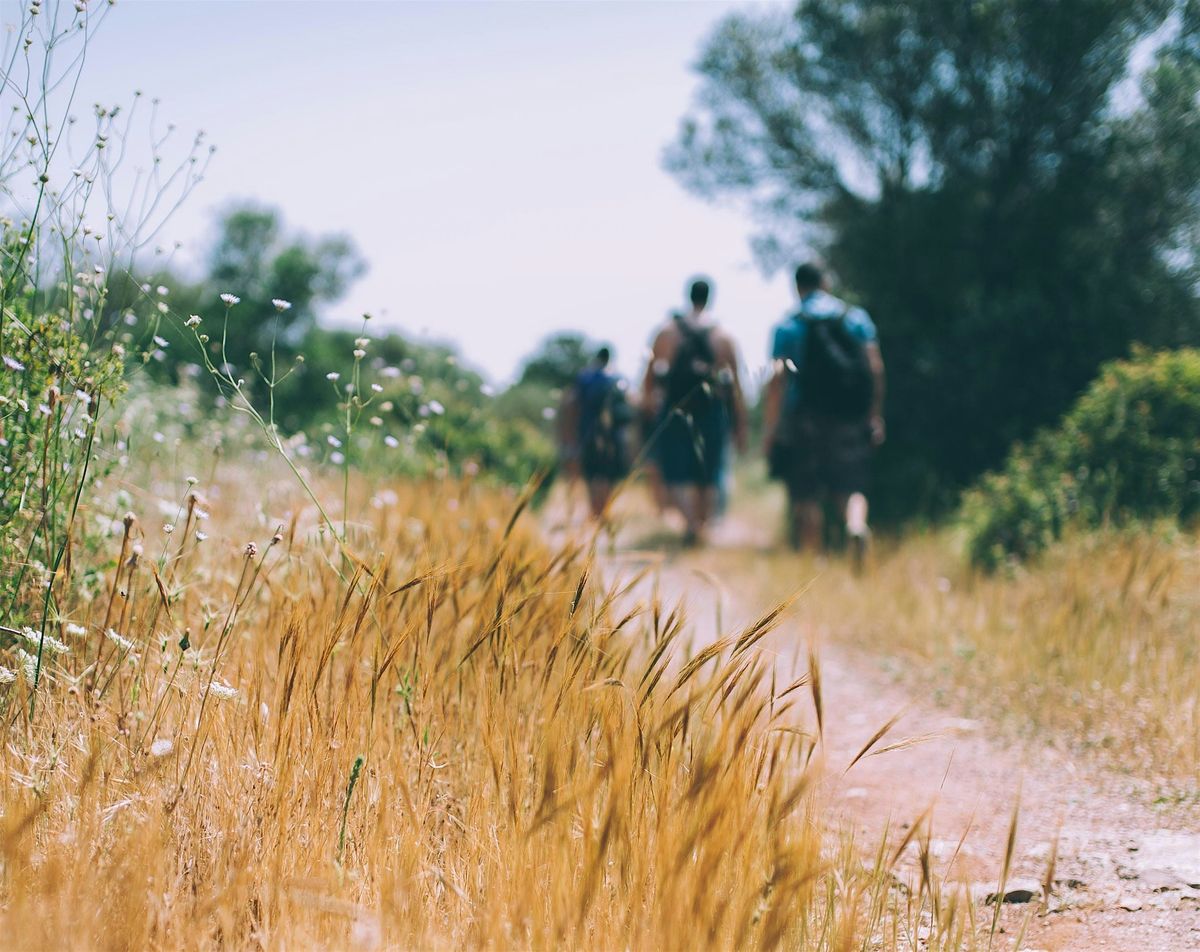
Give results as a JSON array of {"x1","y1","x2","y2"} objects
[
  {"x1": 381, "y1": 366, "x2": 400, "y2": 378},
  {"x1": 156, "y1": 285, "x2": 169, "y2": 295},
  {"x1": 331, "y1": 451, "x2": 345, "y2": 465},
  {"x1": 542, "y1": 407, "x2": 557, "y2": 421},
  {"x1": 327, "y1": 435, "x2": 342, "y2": 448},
  {"x1": 384, "y1": 435, "x2": 399, "y2": 448},
  {"x1": 163, "y1": 523, "x2": 175, "y2": 534},
  {"x1": 156, "y1": 301, "x2": 169, "y2": 315},
  {"x1": 16, "y1": 649, "x2": 37, "y2": 681},
  {"x1": 209, "y1": 680, "x2": 239, "y2": 700},
  {"x1": 369, "y1": 415, "x2": 383, "y2": 426},
  {"x1": 106, "y1": 628, "x2": 136, "y2": 653},
  {"x1": 153, "y1": 335, "x2": 169, "y2": 347},
  {"x1": 195, "y1": 531, "x2": 208, "y2": 542},
  {"x1": 20, "y1": 627, "x2": 70, "y2": 654},
  {"x1": 74, "y1": 389, "x2": 91, "y2": 405},
  {"x1": 271, "y1": 299, "x2": 291, "y2": 311},
  {"x1": 353, "y1": 349, "x2": 366, "y2": 359},
  {"x1": 148, "y1": 738, "x2": 173, "y2": 757},
  {"x1": 428, "y1": 400, "x2": 445, "y2": 416},
  {"x1": 370, "y1": 383, "x2": 383, "y2": 393},
  {"x1": 38, "y1": 403, "x2": 51, "y2": 416},
  {"x1": 64, "y1": 623, "x2": 86, "y2": 638},
  {"x1": 219, "y1": 292, "x2": 240, "y2": 306},
  {"x1": 326, "y1": 372, "x2": 340, "y2": 381},
  {"x1": 0, "y1": 666, "x2": 15, "y2": 685},
  {"x1": 185, "y1": 314, "x2": 201, "y2": 327},
  {"x1": 3, "y1": 355, "x2": 25, "y2": 371}
]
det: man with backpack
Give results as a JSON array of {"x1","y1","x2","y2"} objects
[
  {"x1": 642, "y1": 278, "x2": 748, "y2": 545},
  {"x1": 560, "y1": 346, "x2": 633, "y2": 520},
  {"x1": 763, "y1": 263, "x2": 885, "y2": 563}
]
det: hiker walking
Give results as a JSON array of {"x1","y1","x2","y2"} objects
[
  {"x1": 763, "y1": 263, "x2": 885, "y2": 563},
  {"x1": 559, "y1": 346, "x2": 634, "y2": 520},
  {"x1": 642, "y1": 278, "x2": 748, "y2": 545}
]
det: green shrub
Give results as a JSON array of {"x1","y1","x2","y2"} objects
[{"x1": 960, "y1": 347, "x2": 1200, "y2": 568}]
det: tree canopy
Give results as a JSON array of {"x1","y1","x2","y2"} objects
[{"x1": 667, "y1": 0, "x2": 1200, "y2": 519}]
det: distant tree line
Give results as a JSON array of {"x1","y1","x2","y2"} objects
[{"x1": 103, "y1": 204, "x2": 558, "y2": 486}]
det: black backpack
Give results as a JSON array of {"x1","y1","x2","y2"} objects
[
  {"x1": 664, "y1": 317, "x2": 720, "y2": 413},
  {"x1": 795, "y1": 309, "x2": 873, "y2": 420},
  {"x1": 578, "y1": 372, "x2": 633, "y2": 471}
]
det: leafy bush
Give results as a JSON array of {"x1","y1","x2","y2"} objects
[{"x1": 960, "y1": 347, "x2": 1200, "y2": 568}]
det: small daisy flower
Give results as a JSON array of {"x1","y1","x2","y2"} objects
[
  {"x1": 3, "y1": 355, "x2": 25, "y2": 371},
  {"x1": 326, "y1": 372, "x2": 340, "y2": 381},
  {"x1": 185, "y1": 314, "x2": 201, "y2": 327},
  {"x1": 219, "y1": 292, "x2": 240, "y2": 306},
  {"x1": 271, "y1": 299, "x2": 292, "y2": 311}
]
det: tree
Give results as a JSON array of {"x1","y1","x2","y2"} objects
[
  {"x1": 514, "y1": 331, "x2": 599, "y2": 391},
  {"x1": 667, "y1": 0, "x2": 1200, "y2": 519},
  {"x1": 200, "y1": 204, "x2": 366, "y2": 360}
]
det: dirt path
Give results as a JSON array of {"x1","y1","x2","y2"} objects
[{"x1": 585, "y1": 507, "x2": 1200, "y2": 951}]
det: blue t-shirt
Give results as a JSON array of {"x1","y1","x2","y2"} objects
[
  {"x1": 771, "y1": 291, "x2": 876, "y2": 408},
  {"x1": 575, "y1": 366, "x2": 620, "y2": 440}
]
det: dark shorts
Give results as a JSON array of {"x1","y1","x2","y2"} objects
[
  {"x1": 655, "y1": 403, "x2": 729, "y2": 488},
  {"x1": 773, "y1": 414, "x2": 871, "y2": 500},
  {"x1": 580, "y1": 434, "x2": 629, "y2": 482}
]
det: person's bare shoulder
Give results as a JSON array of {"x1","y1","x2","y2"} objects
[
  {"x1": 710, "y1": 325, "x2": 740, "y2": 364},
  {"x1": 651, "y1": 321, "x2": 680, "y2": 357}
]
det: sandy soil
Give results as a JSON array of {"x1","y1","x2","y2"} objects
[{"x1": 575, "y1": 502, "x2": 1200, "y2": 952}]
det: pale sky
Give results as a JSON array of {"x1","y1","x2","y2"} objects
[{"x1": 42, "y1": 0, "x2": 798, "y2": 385}]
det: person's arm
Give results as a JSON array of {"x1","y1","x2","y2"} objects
[
  {"x1": 558, "y1": 382, "x2": 581, "y2": 476},
  {"x1": 762, "y1": 361, "x2": 786, "y2": 453},
  {"x1": 866, "y1": 341, "x2": 885, "y2": 446},
  {"x1": 641, "y1": 329, "x2": 667, "y2": 421},
  {"x1": 715, "y1": 331, "x2": 749, "y2": 453}
]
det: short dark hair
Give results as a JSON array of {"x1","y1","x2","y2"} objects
[
  {"x1": 794, "y1": 262, "x2": 824, "y2": 292},
  {"x1": 688, "y1": 277, "x2": 712, "y2": 308},
  {"x1": 595, "y1": 346, "x2": 611, "y2": 366}
]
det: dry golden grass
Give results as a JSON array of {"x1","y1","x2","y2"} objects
[
  {"x1": 0, "y1": 464, "x2": 979, "y2": 950},
  {"x1": 736, "y1": 506, "x2": 1200, "y2": 787}
]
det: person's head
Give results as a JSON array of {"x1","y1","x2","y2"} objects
[
  {"x1": 688, "y1": 277, "x2": 712, "y2": 311},
  {"x1": 594, "y1": 346, "x2": 611, "y2": 367},
  {"x1": 794, "y1": 262, "x2": 824, "y2": 295}
]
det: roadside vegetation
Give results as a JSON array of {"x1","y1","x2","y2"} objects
[{"x1": 1, "y1": 2, "x2": 1197, "y2": 948}]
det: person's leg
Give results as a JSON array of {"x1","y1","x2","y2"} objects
[
  {"x1": 835, "y1": 491, "x2": 870, "y2": 570},
  {"x1": 793, "y1": 497, "x2": 824, "y2": 551},
  {"x1": 588, "y1": 479, "x2": 612, "y2": 520},
  {"x1": 673, "y1": 483, "x2": 702, "y2": 544}
]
